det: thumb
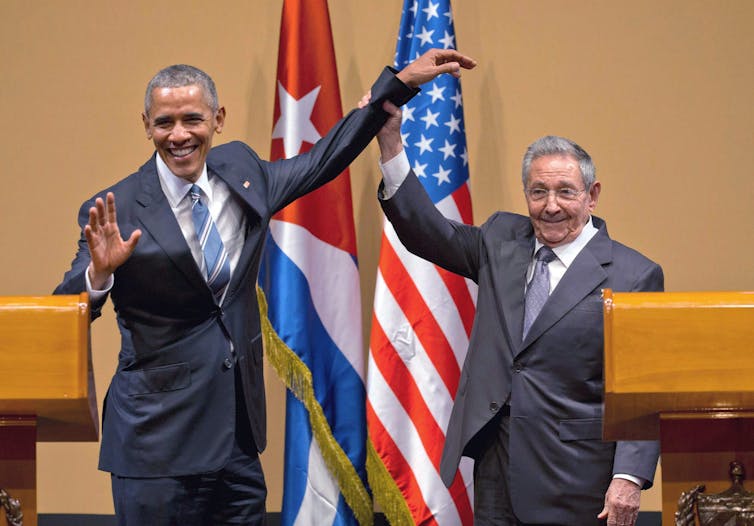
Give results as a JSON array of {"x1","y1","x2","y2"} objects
[
  {"x1": 597, "y1": 505, "x2": 608, "y2": 520},
  {"x1": 126, "y1": 229, "x2": 142, "y2": 252},
  {"x1": 382, "y1": 100, "x2": 401, "y2": 115}
]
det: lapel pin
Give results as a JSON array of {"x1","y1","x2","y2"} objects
[{"x1": 243, "y1": 181, "x2": 250, "y2": 189}]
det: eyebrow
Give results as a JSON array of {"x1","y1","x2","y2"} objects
[
  {"x1": 152, "y1": 116, "x2": 173, "y2": 125},
  {"x1": 151, "y1": 112, "x2": 206, "y2": 125}
]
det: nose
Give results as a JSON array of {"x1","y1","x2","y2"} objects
[
  {"x1": 543, "y1": 191, "x2": 561, "y2": 213},
  {"x1": 169, "y1": 123, "x2": 190, "y2": 143}
]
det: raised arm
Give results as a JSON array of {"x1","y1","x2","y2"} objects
[
  {"x1": 259, "y1": 49, "x2": 476, "y2": 214},
  {"x1": 85, "y1": 192, "x2": 141, "y2": 289}
]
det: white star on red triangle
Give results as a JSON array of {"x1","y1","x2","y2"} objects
[{"x1": 271, "y1": 82, "x2": 322, "y2": 159}]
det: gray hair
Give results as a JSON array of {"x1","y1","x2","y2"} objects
[
  {"x1": 521, "y1": 135, "x2": 596, "y2": 189},
  {"x1": 144, "y1": 64, "x2": 219, "y2": 116}
]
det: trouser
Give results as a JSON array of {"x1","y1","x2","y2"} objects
[
  {"x1": 112, "y1": 369, "x2": 267, "y2": 525},
  {"x1": 473, "y1": 410, "x2": 568, "y2": 526}
]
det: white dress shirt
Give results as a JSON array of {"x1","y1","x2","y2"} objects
[
  {"x1": 87, "y1": 155, "x2": 247, "y2": 305},
  {"x1": 155, "y1": 154, "x2": 246, "y2": 278},
  {"x1": 526, "y1": 219, "x2": 598, "y2": 292}
]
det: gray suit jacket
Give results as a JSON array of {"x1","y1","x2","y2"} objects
[{"x1": 380, "y1": 172, "x2": 663, "y2": 525}]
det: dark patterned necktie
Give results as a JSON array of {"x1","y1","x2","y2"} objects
[
  {"x1": 523, "y1": 246, "x2": 557, "y2": 339},
  {"x1": 189, "y1": 184, "x2": 231, "y2": 302}
]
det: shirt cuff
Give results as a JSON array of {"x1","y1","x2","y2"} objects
[
  {"x1": 378, "y1": 150, "x2": 410, "y2": 199},
  {"x1": 613, "y1": 473, "x2": 644, "y2": 488},
  {"x1": 85, "y1": 263, "x2": 114, "y2": 302}
]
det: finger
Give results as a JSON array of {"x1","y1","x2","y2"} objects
[
  {"x1": 455, "y1": 54, "x2": 477, "y2": 69},
  {"x1": 434, "y1": 61, "x2": 462, "y2": 78},
  {"x1": 83, "y1": 224, "x2": 104, "y2": 254},
  {"x1": 84, "y1": 224, "x2": 95, "y2": 246},
  {"x1": 106, "y1": 192, "x2": 117, "y2": 224},
  {"x1": 381, "y1": 100, "x2": 401, "y2": 116},
  {"x1": 432, "y1": 49, "x2": 477, "y2": 69},
  {"x1": 88, "y1": 206, "x2": 99, "y2": 230},
  {"x1": 357, "y1": 89, "x2": 373, "y2": 109},
  {"x1": 95, "y1": 197, "x2": 107, "y2": 227},
  {"x1": 125, "y1": 229, "x2": 142, "y2": 252},
  {"x1": 596, "y1": 505, "x2": 608, "y2": 520}
]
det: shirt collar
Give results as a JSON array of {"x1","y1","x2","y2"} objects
[
  {"x1": 155, "y1": 153, "x2": 212, "y2": 207},
  {"x1": 534, "y1": 216, "x2": 599, "y2": 268}
]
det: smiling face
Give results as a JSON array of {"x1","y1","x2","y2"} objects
[
  {"x1": 142, "y1": 84, "x2": 225, "y2": 183},
  {"x1": 525, "y1": 154, "x2": 601, "y2": 247}
]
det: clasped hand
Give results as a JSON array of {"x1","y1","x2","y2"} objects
[{"x1": 359, "y1": 48, "x2": 476, "y2": 161}]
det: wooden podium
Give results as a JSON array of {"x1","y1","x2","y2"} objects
[
  {"x1": 0, "y1": 294, "x2": 98, "y2": 526},
  {"x1": 602, "y1": 290, "x2": 754, "y2": 526}
]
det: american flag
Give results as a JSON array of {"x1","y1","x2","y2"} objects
[
  {"x1": 259, "y1": 1, "x2": 370, "y2": 524},
  {"x1": 366, "y1": 1, "x2": 477, "y2": 525}
]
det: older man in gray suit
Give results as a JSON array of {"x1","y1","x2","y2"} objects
[{"x1": 369, "y1": 99, "x2": 663, "y2": 525}]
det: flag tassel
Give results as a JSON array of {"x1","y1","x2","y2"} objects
[
  {"x1": 367, "y1": 440, "x2": 415, "y2": 526},
  {"x1": 257, "y1": 286, "x2": 373, "y2": 526}
]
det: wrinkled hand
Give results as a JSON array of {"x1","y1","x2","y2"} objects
[
  {"x1": 376, "y1": 100, "x2": 403, "y2": 161},
  {"x1": 597, "y1": 478, "x2": 641, "y2": 526},
  {"x1": 358, "y1": 91, "x2": 403, "y2": 162},
  {"x1": 397, "y1": 48, "x2": 476, "y2": 88},
  {"x1": 85, "y1": 192, "x2": 141, "y2": 289}
]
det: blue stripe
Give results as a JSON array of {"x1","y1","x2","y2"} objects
[
  {"x1": 281, "y1": 392, "x2": 312, "y2": 524},
  {"x1": 259, "y1": 232, "x2": 367, "y2": 523},
  {"x1": 281, "y1": 394, "x2": 358, "y2": 526}
]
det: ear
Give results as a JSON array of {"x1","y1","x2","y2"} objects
[
  {"x1": 214, "y1": 106, "x2": 226, "y2": 134},
  {"x1": 142, "y1": 112, "x2": 152, "y2": 140},
  {"x1": 587, "y1": 181, "x2": 601, "y2": 211}
]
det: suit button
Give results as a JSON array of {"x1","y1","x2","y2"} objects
[
  {"x1": 223, "y1": 358, "x2": 233, "y2": 369},
  {"x1": 489, "y1": 402, "x2": 499, "y2": 412},
  {"x1": 513, "y1": 363, "x2": 523, "y2": 373}
]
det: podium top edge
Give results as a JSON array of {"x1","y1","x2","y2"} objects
[
  {"x1": 602, "y1": 290, "x2": 754, "y2": 308},
  {"x1": 0, "y1": 293, "x2": 89, "y2": 310},
  {"x1": 0, "y1": 292, "x2": 89, "y2": 307}
]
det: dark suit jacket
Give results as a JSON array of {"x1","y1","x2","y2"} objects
[
  {"x1": 54, "y1": 68, "x2": 417, "y2": 478},
  {"x1": 381, "y1": 172, "x2": 663, "y2": 525}
]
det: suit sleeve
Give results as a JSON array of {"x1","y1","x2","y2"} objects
[
  {"x1": 379, "y1": 169, "x2": 482, "y2": 282},
  {"x1": 261, "y1": 67, "x2": 419, "y2": 213},
  {"x1": 612, "y1": 262, "x2": 665, "y2": 488}
]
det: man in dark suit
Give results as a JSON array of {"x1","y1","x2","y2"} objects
[
  {"x1": 54, "y1": 50, "x2": 476, "y2": 525},
  {"x1": 371, "y1": 101, "x2": 663, "y2": 525}
]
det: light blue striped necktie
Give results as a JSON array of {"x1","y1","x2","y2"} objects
[
  {"x1": 189, "y1": 184, "x2": 231, "y2": 302},
  {"x1": 523, "y1": 246, "x2": 557, "y2": 339}
]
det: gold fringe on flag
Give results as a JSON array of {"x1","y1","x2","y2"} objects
[
  {"x1": 367, "y1": 439, "x2": 414, "y2": 526},
  {"x1": 256, "y1": 286, "x2": 373, "y2": 526}
]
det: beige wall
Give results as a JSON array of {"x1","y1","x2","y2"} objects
[{"x1": 1, "y1": 0, "x2": 752, "y2": 516}]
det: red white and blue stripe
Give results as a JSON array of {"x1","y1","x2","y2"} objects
[
  {"x1": 367, "y1": 1, "x2": 477, "y2": 525},
  {"x1": 259, "y1": 1, "x2": 369, "y2": 525}
]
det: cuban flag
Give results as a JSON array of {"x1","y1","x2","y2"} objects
[
  {"x1": 258, "y1": 1, "x2": 370, "y2": 524},
  {"x1": 366, "y1": 0, "x2": 477, "y2": 525}
]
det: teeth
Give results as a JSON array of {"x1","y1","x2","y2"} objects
[{"x1": 171, "y1": 146, "x2": 195, "y2": 157}]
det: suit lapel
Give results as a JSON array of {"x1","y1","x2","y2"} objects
[
  {"x1": 208, "y1": 154, "x2": 266, "y2": 218},
  {"x1": 496, "y1": 222, "x2": 535, "y2": 352},
  {"x1": 134, "y1": 158, "x2": 207, "y2": 291},
  {"x1": 208, "y1": 156, "x2": 265, "y2": 292},
  {"x1": 520, "y1": 220, "x2": 612, "y2": 349}
]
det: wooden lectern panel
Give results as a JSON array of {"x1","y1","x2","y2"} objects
[
  {"x1": 0, "y1": 294, "x2": 97, "y2": 441},
  {"x1": 603, "y1": 290, "x2": 754, "y2": 441}
]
